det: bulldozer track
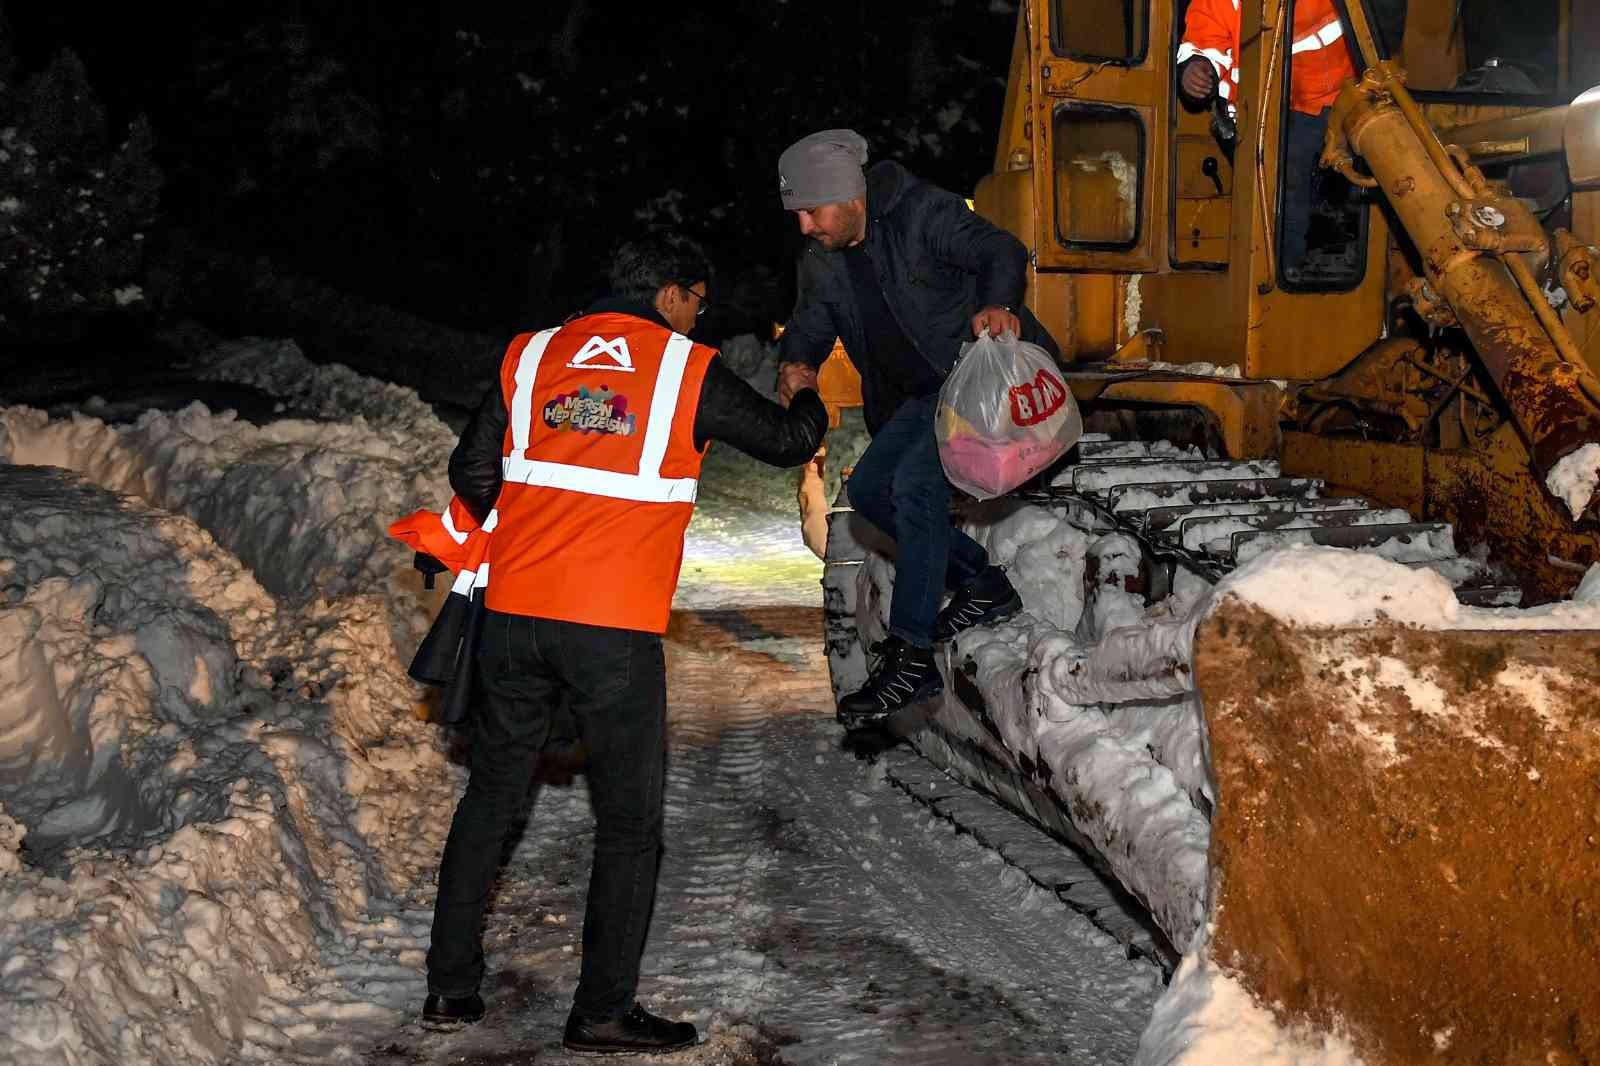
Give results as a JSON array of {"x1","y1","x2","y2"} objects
[{"x1": 1018, "y1": 434, "x2": 1524, "y2": 606}]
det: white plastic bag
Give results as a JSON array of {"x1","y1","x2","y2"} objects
[{"x1": 936, "y1": 332, "x2": 1082, "y2": 500}]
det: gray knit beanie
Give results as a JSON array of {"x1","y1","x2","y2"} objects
[{"x1": 777, "y1": 129, "x2": 869, "y2": 210}]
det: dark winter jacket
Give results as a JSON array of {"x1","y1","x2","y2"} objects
[
  {"x1": 778, "y1": 160, "x2": 1061, "y2": 433},
  {"x1": 449, "y1": 297, "x2": 827, "y2": 521}
]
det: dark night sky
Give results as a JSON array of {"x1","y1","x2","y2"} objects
[{"x1": 4, "y1": 1, "x2": 1019, "y2": 355}]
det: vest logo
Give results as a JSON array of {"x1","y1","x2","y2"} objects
[
  {"x1": 543, "y1": 385, "x2": 637, "y2": 436},
  {"x1": 568, "y1": 335, "x2": 636, "y2": 372},
  {"x1": 1009, "y1": 368, "x2": 1068, "y2": 426}
]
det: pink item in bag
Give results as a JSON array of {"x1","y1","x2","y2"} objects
[
  {"x1": 940, "y1": 433, "x2": 1066, "y2": 501},
  {"x1": 936, "y1": 332, "x2": 1082, "y2": 500}
]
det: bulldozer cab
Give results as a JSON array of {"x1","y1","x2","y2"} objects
[{"x1": 980, "y1": 0, "x2": 1595, "y2": 380}]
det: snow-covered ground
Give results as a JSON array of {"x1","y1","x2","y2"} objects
[
  {"x1": 19, "y1": 333, "x2": 1596, "y2": 1064},
  {"x1": 0, "y1": 337, "x2": 1157, "y2": 1065}
]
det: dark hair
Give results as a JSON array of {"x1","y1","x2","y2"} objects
[{"x1": 609, "y1": 234, "x2": 712, "y2": 303}]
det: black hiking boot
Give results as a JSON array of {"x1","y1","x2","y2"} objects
[
  {"x1": 836, "y1": 636, "x2": 944, "y2": 730},
  {"x1": 420, "y1": 992, "x2": 485, "y2": 1030},
  {"x1": 934, "y1": 566, "x2": 1022, "y2": 642},
  {"x1": 562, "y1": 1003, "x2": 699, "y2": 1055}
]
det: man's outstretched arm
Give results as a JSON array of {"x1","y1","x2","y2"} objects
[{"x1": 694, "y1": 357, "x2": 826, "y2": 467}]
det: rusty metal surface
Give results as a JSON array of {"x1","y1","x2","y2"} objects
[
  {"x1": 1197, "y1": 604, "x2": 1600, "y2": 1063},
  {"x1": 1331, "y1": 67, "x2": 1600, "y2": 483},
  {"x1": 1282, "y1": 427, "x2": 1600, "y2": 602}
]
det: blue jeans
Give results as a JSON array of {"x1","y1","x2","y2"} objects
[
  {"x1": 1282, "y1": 107, "x2": 1332, "y2": 273},
  {"x1": 846, "y1": 393, "x2": 989, "y2": 648},
  {"x1": 427, "y1": 610, "x2": 666, "y2": 1020}
]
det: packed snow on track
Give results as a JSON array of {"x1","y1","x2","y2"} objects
[{"x1": 0, "y1": 337, "x2": 1165, "y2": 1066}]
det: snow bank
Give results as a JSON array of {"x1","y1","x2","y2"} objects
[
  {"x1": 1, "y1": 340, "x2": 450, "y2": 611},
  {"x1": 0, "y1": 340, "x2": 463, "y2": 1064}
]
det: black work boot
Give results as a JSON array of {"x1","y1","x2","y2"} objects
[
  {"x1": 420, "y1": 992, "x2": 485, "y2": 1030},
  {"x1": 836, "y1": 636, "x2": 944, "y2": 730},
  {"x1": 934, "y1": 566, "x2": 1022, "y2": 642},
  {"x1": 562, "y1": 1003, "x2": 699, "y2": 1055}
]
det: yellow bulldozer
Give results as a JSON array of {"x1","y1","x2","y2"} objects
[{"x1": 818, "y1": 0, "x2": 1600, "y2": 1061}]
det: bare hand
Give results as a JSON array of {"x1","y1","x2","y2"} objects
[
  {"x1": 971, "y1": 305, "x2": 1022, "y2": 339},
  {"x1": 778, "y1": 361, "x2": 818, "y2": 406},
  {"x1": 1180, "y1": 58, "x2": 1218, "y2": 105}
]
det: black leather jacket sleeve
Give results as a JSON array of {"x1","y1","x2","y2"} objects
[
  {"x1": 693, "y1": 355, "x2": 827, "y2": 466},
  {"x1": 448, "y1": 383, "x2": 508, "y2": 524},
  {"x1": 447, "y1": 355, "x2": 827, "y2": 522}
]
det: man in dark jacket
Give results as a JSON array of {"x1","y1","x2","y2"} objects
[
  {"x1": 775, "y1": 129, "x2": 1059, "y2": 729},
  {"x1": 424, "y1": 234, "x2": 826, "y2": 1054}
]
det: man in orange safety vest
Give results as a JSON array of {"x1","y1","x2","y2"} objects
[
  {"x1": 407, "y1": 234, "x2": 826, "y2": 1054},
  {"x1": 1177, "y1": 0, "x2": 1358, "y2": 280}
]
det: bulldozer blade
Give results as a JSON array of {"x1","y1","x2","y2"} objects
[{"x1": 1193, "y1": 600, "x2": 1600, "y2": 1064}]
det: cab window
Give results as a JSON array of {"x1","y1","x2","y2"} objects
[
  {"x1": 1275, "y1": 0, "x2": 1367, "y2": 291},
  {"x1": 1051, "y1": 104, "x2": 1145, "y2": 249},
  {"x1": 1051, "y1": 0, "x2": 1149, "y2": 64}
]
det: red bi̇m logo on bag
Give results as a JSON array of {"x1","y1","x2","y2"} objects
[{"x1": 1008, "y1": 368, "x2": 1068, "y2": 426}]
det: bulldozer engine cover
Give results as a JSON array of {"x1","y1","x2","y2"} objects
[{"x1": 1194, "y1": 601, "x2": 1600, "y2": 1063}]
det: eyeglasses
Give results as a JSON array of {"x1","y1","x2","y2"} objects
[{"x1": 681, "y1": 284, "x2": 709, "y2": 317}]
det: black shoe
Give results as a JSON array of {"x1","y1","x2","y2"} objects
[
  {"x1": 562, "y1": 1003, "x2": 699, "y2": 1055},
  {"x1": 934, "y1": 566, "x2": 1022, "y2": 642},
  {"x1": 837, "y1": 636, "x2": 944, "y2": 729},
  {"x1": 421, "y1": 992, "x2": 485, "y2": 1030}
]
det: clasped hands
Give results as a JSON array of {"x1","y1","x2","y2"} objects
[{"x1": 777, "y1": 361, "x2": 819, "y2": 406}]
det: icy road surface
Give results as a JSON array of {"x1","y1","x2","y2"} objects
[{"x1": 356, "y1": 607, "x2": 1161, "y2": 1065}]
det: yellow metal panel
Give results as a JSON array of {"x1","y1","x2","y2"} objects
[
  {"x1": 1073, "y1": 273, "x2": 1119, "y2": 357},
  {"x1": 1133, "y1": 270, "x2": 1240, "y2": 364},
  {"x1": 1246, "y1": 217, "x2": 1390, "y2": 381},
  {"x1": 1396, "y1": 0, "x2": 1467, "y2": 92},
  {"x1": 1029, "y1": 0, "x2": 1171, "y2": 273},
  {"x1": 1098, "y1": 379, "x2": 1284, "y2": 458}
]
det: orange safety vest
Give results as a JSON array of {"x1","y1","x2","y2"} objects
[
  {"x1": 396, "y1": 313, "x2": 716, "y2": 635},
  {"x1": 1177, "y1": 0, "x2": 1357, "y2": 116}
]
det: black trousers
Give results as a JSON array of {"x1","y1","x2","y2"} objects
[{"x1": 426, "y1": 609, "x2": 667, "y2": 1020}]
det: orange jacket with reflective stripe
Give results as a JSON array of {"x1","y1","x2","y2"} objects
[
  {"x1": 480, "y1": 313, "x2": 716, "y2": 632},
  {"x1": 390, "y1": 496, "x2": 483, "y2": 573},
  {"x1": 1177, "y1": 0, "x2": 1357, "y2": 116}
]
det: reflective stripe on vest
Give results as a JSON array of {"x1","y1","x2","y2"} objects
[
  {"x1": 451, "y1": 561, "x2": 490, "y2": 596},
  {"x1": 500, "y1": 331, "x2": 700, "y2": 505},
  {"x1": 1291, "y1": 17, "x2": 1343, "y2": 54},
  {"x1": 441, "y1": 506, "x2": 469, "y2": 545}
]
